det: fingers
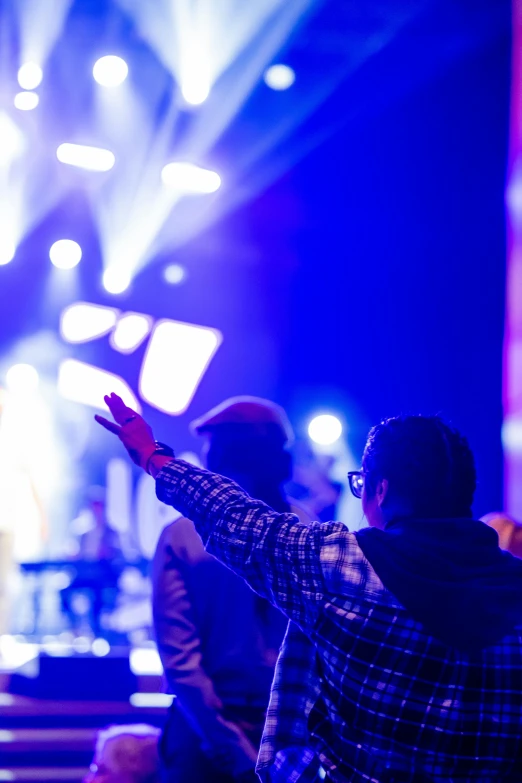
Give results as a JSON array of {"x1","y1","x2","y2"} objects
[
  {"x1": 103, "y1": 393, "x2": 138, "y2": 426},
  {"x1": 94, "y1": 414, "x2": 121, "y2": 435}
]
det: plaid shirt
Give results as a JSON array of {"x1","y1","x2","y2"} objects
[{"x1": 156, "y1": 460, "x2": 522, "y2": 782}]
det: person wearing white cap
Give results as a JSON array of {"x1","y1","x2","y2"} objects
[{"x1": 150, "y1": 397, "x2": 312, "y2": 783}]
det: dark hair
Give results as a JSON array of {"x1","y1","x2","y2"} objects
[{"x1": 362, "y1": 415, "x2": 476, "y2": 518}]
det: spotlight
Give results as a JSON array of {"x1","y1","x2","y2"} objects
[
  {"x1": 91, "y1": 638, "x2": 110, "y2": 657},
  {"x1": 56, "y1": 143, "x2": 115, "y2": 172},
  {"x1": 58, "y1": 358, "x2": 140, "y2": 412},
  {"x1": 163, "y1": 263, "x2": 186, "y2": 285},
  {"x1": 49, "y1": 239, "x2": 82, "y2": 269},
  {"x1": 60, "y1": 302, "x2": 119, "y2": 344},
  {"x1": 264, "y1": 64, "x2": 295, "y2": 91},
  {"x1": 93, "y1": 56, "x2": 129, "y2": 88},
  {"x1": 5, "y1": 364, "x2": 39, "y2": 394},
  {"x1": 110, "y1": 313, "x2": 152, "y2": 353},
  {"x1": 103, "y1": 266, "x2": 132, "y2": 294},
  {"x1": 17, "y1": 62, "x2": 43, "y2": 90},
  {"x1": 161, "y1": 162, "x2": 221, "y2": 194},
  {"x1": 308, "y1": 414, "x2": 343, "y2": 446},
  {"x1": 0, "y1": 238, "x2": 15, "y2": 266},
  {"x1": 14, "y1": 92, "x2": 39, "y2": 111},
  {"x1": 181, "y1": 78, "x2": 210, "y2": 106},
  {"x1": 0, "y1": 113, "x2": 25, "y2": 166}
]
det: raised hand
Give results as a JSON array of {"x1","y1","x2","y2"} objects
[{"x1": 95, "y1": 393, "x2": 156, "y2": 468}]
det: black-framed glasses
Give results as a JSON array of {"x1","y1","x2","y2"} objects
[{"x1": 347, "y1": 470, "x2": 365, "y2": 499}]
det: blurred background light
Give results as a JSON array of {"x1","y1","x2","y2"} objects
[
  {"x1": 49, "y1": 239, "x2": 82, "y2": 269},
  {"x1": 91, "y1": 638, "x2": 111, "y2": 657},
  {"x1": 93, "y1": 55, "x2": 129, "y2": 87},
  {"x1": 181, "y1": 72, "x2": 211, "y2": 106},
  {"x1": 139, "y1": 320, "x2": 222, "y2": 415},
  {"x1": 129, "y1": 647, "x2": 162, "y2": 676},
  {"x1": 102, "y1": 266, "x2": 132, "y2": 294},
  {"x1": 110, "y1": 313, "x2": 152, "y2": 353},
  {"x1": 5, "y1": 363, "x2": 40, "y2": 394},
  {"x1": 60, "y1": 302, "x2": 119, "y2": 343},
  {"x1": 163, "y1": 263, "x2": 186, "y2": 285},
  {"x1": 0, "y1": 113, "x2": 25, "y2": 166},
  {"x1": 17, "y1": 61, "x2": 43, "y2": 90},
  {"x1": 56, "y1": 143, "x2": 115, "y2": 172},
  {"x1": 58, "y1": 358, "x2": 141, "y2": 412},
  {"x1": 14, "y1": 91, "x2": 39, "y2": 111},
  {"x1": 0, "y1": 238, "x2": 16, "y2": 266},
  {"x1": 161, "y1": 162, "x2": 221, "y2": 194},
  {"x1": 264, "y1": 63, "x2": 295, "y2": 90},
  {"x1": 308, "y1": 414, "x2": 343, "y2": 446}
]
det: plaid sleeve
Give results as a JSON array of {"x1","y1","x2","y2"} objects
[{"x1": 155, "y1": 459, "x2": 352, "y2": 628}]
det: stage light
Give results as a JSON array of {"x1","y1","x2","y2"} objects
[
  {"x1": 181, "y1": 75, "x2": 211, "y2": 106},
  {"x1": 58, "y1": 358, "x2": 141, "y2": 412},
  {"x1": 14, "y1": 91, "x2": 39, "y2": 111},
  {"x1": 163, "y1": 263, "x2": 186, "y2": 284},
  {"x1": 161, "y1": 162, "x2": 221, "y2": 194},
  {"x1": 49, "y1": 239, "x2": 82, "y2": 269},
  {"x1": 5, "y1": 363, "x2": 39, "y2": 394},
  {"x1": 103, "y1": 266, "x2": 132, "y2": 294},
  {"x1": 139, "y1": 320, "x2": 222, "y2": 415},
  {"x1": 0, "y1": 113, "x2": 25, "y2": 166},
  {"x1": 110, "y1": 313, "x2": 152, "y2": 353},
  {"x1": 60, "y1": 302, "x2": 119, "y2": 343},
  {"x1": 92, "y1": 638, "x2": 111, "y2": 657},
  {"x1": 129, "y1": 647, "x2": 163, "y2": 676},
  {"x1": 130, "y1": 693, "x2": 173, "y2": 708},
  {"x1": 17, "y1": 62, "x2": 43, "y2": 90},
  {"x1": 264, "y1": 64, "x2": 295, "y2": 91},
  {"x1": 308, "y1": 414, "x2": 343, "y2": 446},
  {"x1": 56, "y1": 143, "x2": 115, "y2": 172},
  {"x1": 93, "y1": 55, "x2": 129, "y2": 87},
  {"x1": 0, "y1": 238, "x2": 15, "y2": 266}
]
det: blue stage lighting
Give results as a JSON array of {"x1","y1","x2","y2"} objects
[
  {"x1": 103, "y1": 266, "x2": 132, "y2": 294},
  {"x1": 17, "y1": 62, "x2": 43, "y2": 90},
  {"x1": 308, "y1": 414, "x2": 343, "y2": 446},
  {"x1": 163, "y1": 263, "x2": 186, "y2": 284},
  {"x1": 264, "y1": 64, "x2": 295, "y2": 90},
  {"x1": 93, "y1": 55, "x2": 129, "y2": 87},
  {"x1": 161, "y1": 162, "x2": 221, "y2": 193},
  {"x1": 49, "y1": 239, "x2": 82, "y2": 269},
  {"x1": 14, "y1": 92, "x2": 39, "y2": 111},
  {"x1": 56, "y1": 143, "x2": 115, "y2": 172}
]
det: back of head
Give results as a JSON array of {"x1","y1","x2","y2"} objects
[
  {"x1": 363, "y1": 414, "x2": 476, "y2": 519},
  {"x1": 95, "y1": 724, "x2": 161, "y2": 783}
]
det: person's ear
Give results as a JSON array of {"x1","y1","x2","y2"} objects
[{"x1": 376, "y1": 478, "x2": 389, "y2": 507}]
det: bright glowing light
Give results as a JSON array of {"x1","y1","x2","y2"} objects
[
  {"x1": 93, "y1": 55, "x2": 129, "y2": 87},
  {"x1": 17, "y1": 62, "x2": 43, "y2": 90},
  {"x1": 163, "y1": 263, "x2": 186, "y2": 284},
  {"x1": 103, "y1": 266, "x2": 132, "y2": 294},
  {"x1": 58, "y1": 358, "x2": 141, "y2": 413},
  {"x1": 14, "y1": 91, "x2": 39, "y2": 111},
  {"x1": 181, "y1": 75, "x2": 211, "y2": 106},
  {"x1": 308, "y1": 414, "x2": 343, "y2": 446},
  {"x1": 139, "y1": 320, "x2": 222, "y2": 415},
  {"x1": 161, "y1": 162, "x2": 221, "y2": 194},
  {"x1": 5, "y1": 364, "x2": 39, "y2": 394},
  {"x1": 502, "y1": 415, "x2": 522, "y2": 453},
  {"x1": 92, "y1": 638, "x2": 111, "y2": 657},
  {"x1": 0, "y1": 238, "x2": 15, "y2": 266},
  {"x1": 0, "y1": 113, "x2": 25, "y2": 166},
  {"x1": 264, "y1": 64, "x2": 295, "y2": 90},
  {"x1": 49, "y1": 239, "x2": 82, "y2": 269},
  {"x1": 60, "y1": 302, "x2": 119, "y2": 343},
  {"x1": 110, "y1": 313, "x2": 152, "y2": 353},
  {"x1": 56, "y1": 143, "x2": 115, "y2": 172},
  {"x1": 130, "y1": 693, "x2": 173, "y2": 708},
  {"x1": 129, "y1": 647, "x2": 163, "y2": 676}
]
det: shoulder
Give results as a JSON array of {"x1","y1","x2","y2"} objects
[{"x1": 155, "y1": 516, "x2": 208, "y2": 564}]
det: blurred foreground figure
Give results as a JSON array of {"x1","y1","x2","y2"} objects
[
  {"x1": 482, "y1": 511, "x2": 522, "y2": 558},
  {"x1": 84, "y1": 724, "x2": 160, "y2": 783},
  {"x1": 97, "y1": 397, "x2": 522, "y2": 782},
  {"x1": 152, "y1": 397, "x2": 311, "y2": 783}
]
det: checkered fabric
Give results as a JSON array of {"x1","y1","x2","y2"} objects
[{"x1": 156, "y1": 460, "x2": 522, "y2": 783}]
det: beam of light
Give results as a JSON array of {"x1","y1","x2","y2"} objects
[
  {"x1": 0, "y1": 114, "x2": 25, "y2": 167},
  {"x1": 139, "y1": 319, "x2": 222, "y2": 415},
  {"x1": 161, "y1": 162, "x2": 221, "y2": 193},
  {"x1": 110, "y1": 313, "x2": 152, "y2": 353},
  {"x1": 93, "y1": 55, "x2": 129, "y2": 87},
  {"x1": 264, "y1": 63, "x2": 295, "y2": 90},
  {"x1": 5, "y1": 364, "x2": 40, "y2": 394},
  {"x1": 56, "y1": 143, "x2": 115, "y2": 172},
  {"x1": 60, "y1": 302, "x2": 119, "y2": 343},
  {"x1": 17, "y1": 62, "x2": 43, "y2": 90},
  {"x1": 58, "y1": 358, "x2": 141, "y2": 413},
  {"x1": 49, "y1": 239, "x2": 82, "y2": 269},
  {"x1": 308, "y1": 414, "x2": 343, "y2": 446},
  {"x1": 14, "y1": 91, "x2": 40, "y2": 111},
  {"x1": 13, "y1": 0, "x2": 74, "y2": 75}
]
